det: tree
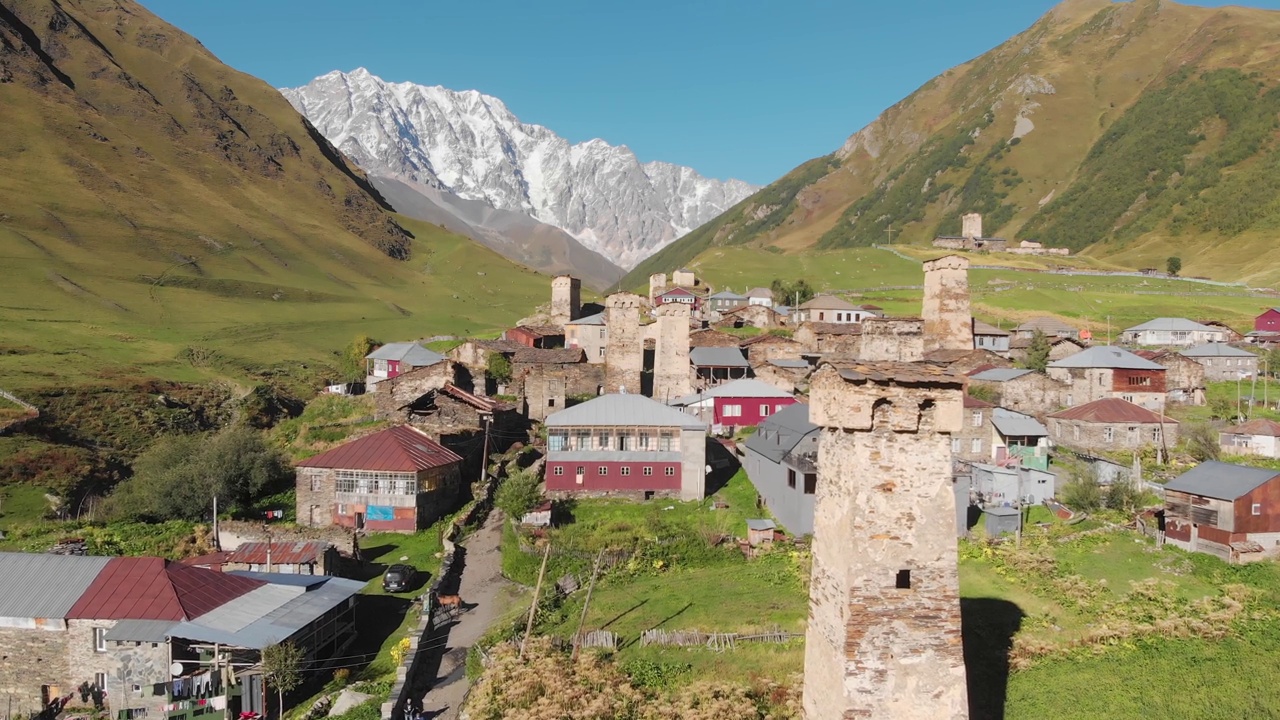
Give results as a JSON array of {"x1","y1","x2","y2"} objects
[
  {"x1": 1166, "y1": 256, "x2": 1182, "y2": 276},
  {"x1": 769, "y1": 279, "x2": 815, "y2": 307},
  {"x1": 486, "y1": 352, "x2": 513, "y2": 385},
  {"x1": 496, "y1": 468, "x2": 542, "y2": 521},
  {"x1": 1184, "y1": 421, "x2": 1221, "y2": 461},
  {"x1": 1022, "y1": 329, "x2": 1051, "y2": 372},
  {"x1": 340, "y1": 335, "x2": 378, "y2": 383},
  {"x1": 261, "y1": 642, "x2": 303, "y2": 719},
  {"x1": 1061, "y1": 472, "x2": 1102, "y2": 512}
]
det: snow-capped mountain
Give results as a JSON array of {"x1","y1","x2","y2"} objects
[{"x1": 281, "y1": 69, "x2": 759, "y2": 269}]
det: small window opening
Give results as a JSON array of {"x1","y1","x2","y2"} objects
[{"x1": 895, "y1": 569, "x2": 912, "y2": 589}]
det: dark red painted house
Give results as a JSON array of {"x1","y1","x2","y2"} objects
[
  {"x1": 656, "y1": 287, "x2": 702, "y2": 310},
  {"x1": 544, "y1": 394, "x2": 708, "y2": 500},
  {"x1": 1256, "y1": 308, "x2": 1280, "y2": 333},
  {"x1": 1164, "y1": 460, "x2": 1280, "y2": 562},
  {"x1": 669, "y1": 378, "x2": 798, "y2": 430},
  {"x1": 502, "y1": 325, "x2": 565, "y2": 349}
]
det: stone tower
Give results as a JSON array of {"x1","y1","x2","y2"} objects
[
  {"x1": 649, "y1": 272, "x2": 668, "y2": 304},
  {"x1": 550, "y1": 275, "x2": 582, "y2": 327},
  {"x1": 961, "y1": 212, "x2": 983, "y2": 240},
  {"x1": 859, "y1": 317, "x2": 924, "y2": 362},
  {"x1": 604, "y1": 292, "x2": 644, "y2": 394},
  {"x1": 653, "y1": 302, "x2": 692, "y2": 402},
  {"x1": 922, "y1": 255, "x2": 973, "y2": 354},
  {"x1": 804, "y1": 361, "x2": 968, "y2": 720}
]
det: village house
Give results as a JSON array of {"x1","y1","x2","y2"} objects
[
  {"x1": 750, "y1": 358, "x2": 812, "y2": 394},
  {"x1": 717, "y1": 304, "x2": 784, "y2": 330},
  {"x1": 967, "y1": 367, "x2": 1070, "y2": 416},
  {"x1": 0, "y1": 553, "x2": 362, "y2": 720},
  {"x1": 1180, "y1": 343, "x2": 1259, "y2": 381},
  {"x1": 669, "y1": 378, "x2": 798, "y2": 432},
  {"x1": 969, "y1": 463, "x2": 1056, "y2": 507},
  {"x1": 1256, "y1": 308, "x2": 1280, "y2": 334},
  {"x1": 1008, "y1": 335, "x2": 1086, "y2": 365},
  {"x1": 991, "y1": 408, "x2": 1050, "y2": 470},
  {"x1": 671, "y1": 268, "x2": 698, "y2": 287},
  {"x1": 1012, "y1": 316, "x2": 1080, "y2": 341},
  {"x1": 544, "y1": 394, "x2": 708, "y2": 500},
  {"x1": 952, "y1": 395, "x2": 995, "y2": 463},
  {"x1": 688, "y1": 328, "x2": 744, "y2": 348},
  {"x1": 1121, "y1": 318, "x2": 1228, "y2": 347},
  {"x1": 743, "y1": 403, "x2": 820, "y2": 535},
  {"x1": 745, "y1": 287, "x2": 774, "y2": 307},
  {"x1": 691, "y1": 346, "x2": 751, "y2": 386},
  {"x1": 565, "y1": 312, "x2": 608, "y2": 363},
  {"x1": 790, "y1": 295, "x2": 870, "y2": 324},
  {"x1": 793, "y1": 321, "x2": 861, "y2": 356},
  {"x1": 502, "y1": 325, "x2": 564, "y2": 349},
  {"x1": 925, "y1": 348, "x2": 1013, "y2": 377},
  {"x1": 295, "y1": 425, "x2": 463, "y2": 532},
  {"x1": 1047, "y1": 346, "x2": 1168, "y2": 411},
  {"x1": 1164, "y1": 461, "x2": 1280, "y2": 561},
  {"x1": 972, "y1": 319, "x2": 1011, "y2": 355},
  {"x1": 740, "y1": 333, "x2": 805, "y2": 364},
  {"x1": 706, "y1": 290, "x2": 748, "y2": 314},
  {"x1": 506, "y1": 347, "x2": 600, "y2": 421},
  {"x1": 1200, "y1": 320, "x2": 1244, "y2": 343},
  {"x1": 656, "y1": 286, "x2": 702, "y2": 311},
  {"x1": 1134, "y1": 350, "x2": 1206, "y2": 405},
  {"x1": 392, "y1": 383, "x2": 522, "y2": 470},
  {"x1": 1220, "y1": 419, "x2": 1280, "y2": 459},
  {"x1": 364, "y1": 342, "x2": 447, "y2": 390},
  {"x1": 221, "y1": 540, "x2": 340, "y2": 576},
  {"x1": 370, "y1": 359, "x2": 456, "y2": 417},
  {"x1": 446, "y1": 338, "x2": 525, "y2": 393},
  {"x1": 1047, "y1": 398, "x2": 1178, "y2": 453}
]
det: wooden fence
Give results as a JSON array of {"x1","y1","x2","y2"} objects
[{"x1": 638, "y1": 627, "x2": 800, "y2": 651}]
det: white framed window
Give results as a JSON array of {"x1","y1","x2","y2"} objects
[
  {"x1": 643, "y1": 467, "x2": 653, "y2": 476},
  {"x1": 553, "y1": 466, "x2": 564, "y2": 476},
  {"x1": 311, "y1": 477, "x2": 321, "y2": 492},
  {"x1": 337, "y1": 504, "x2": 347, "y2": 515},
  {"x1": 599, "y1": 347, "x2": 605, "y2": 357},
  {"x1": 971, "y1": 438, "x2": 982, "y2": 453},
  {"x1": 761, "y1": 405, "x2": 771, "y2": 417},
  {"x1": 599, "y1": 466, "x2": 608, "y2": 476},
  {"x1": 620, "y1": 466, "x2": 631, "y2": 476},
  {"x1": 599, "y1": 328, "x2": 606, "y2": 339},
  {"x1": 659, "y1": 432, "x2": 673, "y2": 451},
  {"x1": 723, "y1": 404, "x2": 742, "y2": 417},
  {"x1": 94, "y1": 672, "x2": 107, "y2": 690},
  {"x1": 665, "y1": 467, "x2": 675, "y2": 476},
  {"x1": 1153, "y1": 428, "x2": 1162, "y2": 442},
  {"x1": 93, "y1": 627, "x2": 106, "y2": 653},
  {"x1": 1253, "y1": 503, "x2": 1262, "y2": 516},
  {"x1": 951, "y1": 438, "x2": 960, "y2": 453},
  {"x1": 1103, "y1": 427, "x2": 1114, "y2": 442},
  {"x1": 971, "y1": 411, "x2": 983, "y2": 428}
]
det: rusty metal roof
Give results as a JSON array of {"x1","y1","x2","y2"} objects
[
  {"x1": 1227, "y1": 419, "x2": 1280, "y2": 437},
  {"x1": 67, "y1": 557, "x2": 264, "y2": 621},
  {"x1": 226, "y1": 541, "x2": 331, "y2": 566},
  {"x1": 1049, "y1": 398, "x2": 1175, "y2": 424},
  {"x1": 828, "y1": 361, "x2": 964, "y2": 386},
  {"x1": 295, "y1": 425, "x2": 463, "y2": 472}
]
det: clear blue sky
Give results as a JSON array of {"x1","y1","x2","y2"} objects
[{"x1": 144, "y1": 0, "x2": 1279, "y2": 186}]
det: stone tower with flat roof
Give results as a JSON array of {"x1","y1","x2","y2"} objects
[
  {"x1": 962, "y1": 212, "x2": 983, "y2": 240},
  {"x1": 653, "y1": 302, "x2": 692, "y2": 402},
  {"x1": 649, "y1": 273, "x2": 667, "y2": 304},
  {"x1": 604, "y1": 292, "x2": 644, "y2": 395},
  {"x1": 551, "y1": 275, "x2": 581, "y2": 327},
  {"x1": 922, "y1": 255, "x2": 973, "y2": 354},
  {"x1": 803, "y1": 361, "x2": 969, "y2": 720}
]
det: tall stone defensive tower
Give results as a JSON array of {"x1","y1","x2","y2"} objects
[
  {"x1": 653, "y1": 302, "x2": 692, "y2": 402},
  {"x1": 604, "y1": 292, "x2": 644, "y2": 394},
  {"x1": 648, "y1": 273, "x2": 668, "y2": 304},
  {"x1": 961, "y1": 212, "x2": 983, "y2": 240},
  {"x1": 551, "y1": 275, "x2": 582, "y2": 327},
  {"x1": 922, "y1": 255, "x2": 973, "y2": 354},
  {"x1": 804, "y1": 361, "x2": 968, "y2": 720}
]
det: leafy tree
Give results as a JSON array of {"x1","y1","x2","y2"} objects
[
  {"x1": 106, "y1": 427, "x2": 291, "y2": 521},
  {"x1": 1021, "y1": 329, "x2": 1052, "y2": 373},
  {"x1": 1166, "y1": 256, "x2": 1182, "y2": 276},
  {"x1": 486, "y1": 352, "x2": 513, "y2": 385},
  {"x1": 1184, "y1": 421, "x2": 1221, "y2": 461},
  {"x1": 769, "y1": 279, "x2": 815, "y2": 306},
  {"x1": 496, "y1": 468, "x2": 542, "y2": 521},
  {"x1": 340, "y1": 334, "x2": 378, "y2": 383},
  {"x1": 1104, "y1": 480, "x2": 1143, "y2": 513},
  {"x1": 261, "y1": 642, "x2": 303, "y2": 719}
]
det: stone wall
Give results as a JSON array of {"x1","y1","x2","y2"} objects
[
  {"x1": 604, "y1": 293, "x2": 644, "y2": 395},
  {"x1": 1048, "y1": 417, "x2": 1179, "y2": 453},
  {"x1": 372, "y1": 362, "x2": 454, "y2": 417},
  {"x1": 804, "y1": 364, "x2": 967, "y2": 720},
  {"x1": 550, "y1": 276, "x2": 581, "y2": 326},
  {"x1": 653, "y1": 303, "x2": 692, "y2": 403},
  {"x1": 922, "y1": 255, "x2": 973, "y2": 354},
  {"x1": 0, "y1": 624, "x2": 70, "y2": 712},
  {"x1": 859, "y1": 318, "x2": 924, "y2": 362},
  {"x1": 971, "y1": 373, "x2": 1071, "y2": 416},
  {"x1": 511, "y1": 361, "x2": 604, "y2": 421},
  {"x1": 68, "y1": 620, "x2": 170, "y2": 719}
]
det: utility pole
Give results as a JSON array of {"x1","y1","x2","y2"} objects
[
  {"x1": 263, "y1": 521, "x2": 272, "y2": 573},
  {"x1": 571, "y1": 550, "x2": 606, "y2": 661},
  {"x1": 478, "y1": 414, "x2": 492, "y2": 484},
  {"x1": 213, "y1": 495, "x2": 220, "y2": 551},
  {"x1": 519, "y1": 544, "x2": 551, "y2": 659}
]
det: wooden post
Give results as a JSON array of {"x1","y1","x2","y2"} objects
[
  {"x1": 519, "y1": 543, "x2": 551, "y2": 659},
  {"x1": 571, "y1": 550, "x2": 606, "y2": 660}
]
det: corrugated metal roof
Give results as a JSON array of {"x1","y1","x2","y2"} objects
[
  {"x1": 365, "y1": 342, "x2": 446, "y2": 366},
  {"x1": 1123, "y1": 317, "x2": 1217, "y2": 333},
  {"x1": 104, "y1": 619, "x2": 177, "y2": 643},
  {"x1": 67, "y1": 558, "x2": 264, "y2": 621},
  {"x1": 1049, "y1": 398, "x2": 1175, "y2": 424},
  {"x1": 0, "y1": 553, "x2": 111, "y2": 619},
  {"x1": 970, "y1": 368, "x2": 1033, "y2": 382},
  {"x1": 745, "y1": 288, "x2": 773, "y2": 298},
  {"x1": 799, "y1": 295, "x2": 857, "y2": 310},
  {"x1": 226, "y1": 541, "x2": 330, "y2": 566},
  {"x1": 546, "y1": 394, "x2": 706, "y2": 430},
  {"x1": 1165, "y1": 461, "x2": 1280, "y2": 501},
  {"x1": 566, "y1": 312, "x2": 606, "y2": 326},
  {"x1": 296, "y1": 425, "x2": 463, "y2": 471},
  {"x1": 674, "y1": 379, "x2": 794, "y2": 400},
  {"x1": 973, "y1": 320, "x2": 1010, "y2": 336},
  {"x1": 744, "y1": 403, "x2": 818, "y2": 462},
  {"x1": 767, "y1": 359, "x2": 811, "y2": 369},
  {"x1": 165, "y1": 577, "x2": 364, "y2": 650},
  {"x1": 226, "y1": 571, "x2": 332, "y2": 587},
  {"x1": 1227, "y1": 419, "x2": 1280, "y2": 438},
  {"x1": 1180, "y1": 342, "x2": 1256, "y2": 358},
  {"x1": 992, "y1": 409, "x2": 1048, "y2": 437},
  {"x1": 690, "y1": 347, "x2": 749, "y2": 367},
  {"x1": 1048, "y1": 346, "x2": 1164, "y2": 370},
  {"x1": 708, "y1": 291, "x2": 746, "y2": 300},
  {"x1": 181, "y1": 585, "x2": 304, "y2": 633},
  {"x1": 1013, "y1": 317, "x2": 1077, "y2": 334},
  {"x1": 746, "y1": 519, "x2": 776, "y2": 531}
]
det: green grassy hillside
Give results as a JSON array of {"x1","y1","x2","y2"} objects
[{"x1": 622, "y1": 0, "x2": 1280, "y2": 290}]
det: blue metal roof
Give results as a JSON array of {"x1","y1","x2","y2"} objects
[{"x1": 165, "y1": 576, "x2": 363, "y2": 650}]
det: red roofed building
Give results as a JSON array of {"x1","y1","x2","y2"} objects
[
  {"x1": 295, "y1": 425, "x2": 464, "y2": 532},
  {"x1": 1047, "y1": 398, "x2": 1179, "y2": 452},
  {"x1": 67, "y1": 557, "x2": 264, "y2": 621}
]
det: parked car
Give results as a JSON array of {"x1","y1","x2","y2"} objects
[{"x1": 382, "y1": 564, "x2": 417, "y2": 593}]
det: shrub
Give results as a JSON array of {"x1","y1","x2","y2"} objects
[{"x1": 496, "y1": 469, "x2": 542, "y2": 521}]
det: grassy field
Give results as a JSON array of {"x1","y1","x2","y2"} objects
[{"x1": 0, "y1": 484, "x2": 53, "y2": 531}]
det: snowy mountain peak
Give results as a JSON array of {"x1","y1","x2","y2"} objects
[{"x1": 281, "y1": 69, "x2": 759, "y2": 268}]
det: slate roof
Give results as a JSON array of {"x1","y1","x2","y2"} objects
[
  {"x1": 991, "y1": 409, "x2": 1048, "y2": 438},
  {"x1": 1165, "y1": 461, "x2": 1280, "y2": 501},
  {"x1": 296, "y1": 425, "x2": 463, "y2": 472},
  {"x1": 67, "y1": 557, "x2": 264, "y2": 621},
  {"x1": 744, "y1": 403, "x2": 818, "y2": 462},
  {"x1": 803, "y1": 322, "x2": 861, "y2": 335},
  {"x1": 1013, "y1": 317, "x2": 1077, "y2": 334},
  {"x1": 566, "y1": 312, "x2": 606, "y2": 326},
  {"x1": 973, "y1": 320, "x2": 1010, "y2": 336},
  {"x1": 1048, "y1": 346, "x2": 1164, "y2": 370},
  {"x1": 689, "y1": 330, "x2": 743, "y2": 348},
  {"x1": 1226, "y1": 419, "x2": 1280, "y2": 437},
  {"x1": 1180, "y1": 343, "x2": 1256, "y2": 358},
  {"x1": 546, "y1": 394, "x2": 706, "y2": 430},
  {"x1": 0, "y1": 553, "x2": 111, "y2": 619},
  {"x1": 365, "y1": 342, "x2": 446, "y2": 367},
  {"x1": 826, "y1": 361, "x2": 964, "y2": 386},
  {"x1": 970, "y1": 368, "x2": 1033, "y2": 382},
  {"x1": 1009, "y1": 335, "x2": 1085, "y2": 350},
  {"x1": 226, "y1": 541, "x2": 331, "y2": 566},
  {"x1": 690, "y1": 347, "x2": 750, "y2": 368},
  {"x1": 740, "y1": 333, "x2": 799, "y2": 347},
  {"x1": 767, "y1": 359, "x2": 811, "y2": 370},
  {"x1": 1049, "y1": 398, "x2": 1174, "y2": 424},
  {"x1": 798, "y1": 295, "x2": 858, "y2": 310},
  {"x1": 1124, "y1": 317, "x2": 1218, "y2": 333},
  {"x1": 511, "y1": 348, "x2": 586, "y2": 364}
]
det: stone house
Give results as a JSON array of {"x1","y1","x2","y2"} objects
[
  {"x1": 544, "y1": 394, "x2": 708, "y2": 500},
  {"x1": 364, "y1": 342, "x2": 447, "y2": 391},
  {"x1": 1164, "y1": 461, "x2": 1280, "y2": 561},
  {"x1": 952, "y1": 395, "x2": 994, "y2": 463},
  {"x1": 745, "y1": 287, "x2": 775, "y2": 307},
  {"x1": 1134, "y1": 350, "x2": 1206, "y2": 405},
  {"x1": 0, "y1": 553, "x2": 361, "y2": 720},
  {"x1": 295, "y1": 425, "x2": 463, "y2": 532},
  {"x1": 1179, "y1": 343, "x2": 1259, "y2": 381},
  {"x1": 1012, "y1": 317, "x2": 1080, "y2": 340},
  {"x1": 672, "y1": 268, "x2": 698, "y2": 287},
  {"x1": 507, "y1": 347, "x2": 601, "y2": 421},
  {"x1": 857, "y1": 317, "x2": 924, "y2": 362},
  {"x1": 972, "y1": 320, "x2": 1011, "y2": 355},
  {"x1": 402, "y1": 383, "x2": 523, "y2": 470},
  {"x1": 743, "y1": 403, "x2": 820, "y2": 535},
  {"x1": 1047, "y1": 398, "x2": 1178, "y2": 453},
  {"x1": 1200, "y1": 320, "x2": 1244, "y2": 343},
  {"x1": 221, "y1": 540, "x2": 340, "y2": 576},
  {"x1": 1047, "y1": 345, "x2": 1168, "y2": 411},
  {"x1": 967, "y1": 368, "x2": 1070, "y2": 416},
  {"x1": 740, "y1": 333, "x2": 805, "y2": 364},
  {"x1": 372, "y1": 360, "x2": 456, "y2": 417},
  {"x1": 793, "y1": 322, "x2": 861, "y2": 357},
  {"x1": 990, "y1": 408, "x2": 1050, "y2": 470},
  {"x1": 750, "y1": 358, "x2": 812, "y2": 394},
  {"x1": 706, "y1": 291, "x2": 748, "y2": 314},
  {"x1": 1121, "y1": 318, "x2": 1228, "y2": 347},
  {"x1": 790, "y1": 295, "x2": 869, "y2": 324},
  {"x1": 924, "y1": 348, "x2": 1012, "y2": 377},
  {"x1": 564, "y1": 312, "x2": 608, "y2": 364},
  {"x1": 1220, "y1": 419, "x2": 1280, "y2": 459},
  {"x1": 447, "y1": 338, "x2": 525, "y2": 392},
  {"x1": 1008, "y1": 335, "x2": 1086, "y2": 364},
  {"x1": 717, "y1": 304, "x2": 784, "y2": 330}
]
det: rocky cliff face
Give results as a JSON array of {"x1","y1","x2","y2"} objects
[{"x1": 282, "y1": 69, "x2": 758, "y2": 268}]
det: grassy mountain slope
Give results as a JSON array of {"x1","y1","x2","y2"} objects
[
  {"x1": 623, "y1": 0, "x2": 1280, "y2": 289},
  {"x1": 0, "y1": 0, "x2": 546, "y2": 389}
]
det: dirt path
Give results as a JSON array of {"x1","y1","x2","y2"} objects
[{"x1": 417, "y1": 512, "x2": 512, "y2": 719}]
